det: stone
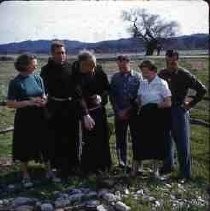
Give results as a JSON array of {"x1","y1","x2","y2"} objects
[
  {"x1": 84, "y1": 191, "x2": 98, "y2": 200},
  {"x1": 102, "y1": 193, "x2": 117, "y2": 203},
  {"x1": 53, "y1": 191, "x2": 60, "y2": 196},
  {"x1": 8, "y1": 184, "x2": 15, "y2": 190},
  {"x1": 66, "y1": 188, "x2": 82, "y2": 195},
  {"x1": 79, "y1": 188, "x2": 91, "y2": 194},
  {"x1": 96, "y1": 204, "x2": 108, "y2": 211},
  {"x1": 124, "y1": 189, "x2": 129, "y2": 195},
  {"x1": 136, "y1": 189, "x2": 144, "y2": 195},
  {"x1": 40, "y1": 203, "x2": 54, "y2": 211},
  {"x1": 98, "y1": 189, "x2": 109, "y2": 198},
  {"x1": 170, "y1": 194, "x2": 176, "y2": 200},
  {"x1": 3, "y1": 199, "x2": 10, "y2": 205},
  {"x1": 68, "y1": 193, "x2": 85, "y2": 203},
  {"x1": 15, "y1": 205, "x2": 34, "y2": 211},
  {"x1": 85, "y1": 200, "x2": 101, "y2": 209},
  {"x1": 165, "y1": 183, "x2": 172, "y2": 188},
  {"x1": 148, "y1": 196, "x2": 156, "y2": 202},
  {"x1": 58, "y1": 193, "x2": 69, "y2": 199},
  {"x1": 12, "y1": 197, "x2": 37, "y2": 208},
  {"x1": 54, "y1": 199, "x2": 70, "y2": 208},
  {"x1": 114, "y1": 201, "x2": 131, "y2": 211},
  {"x1": 114, "y1": 191, "x2": 122, "y2": 200},
  {"x1": 154, "y1": 200, "x2": 161, "y2": 207}
]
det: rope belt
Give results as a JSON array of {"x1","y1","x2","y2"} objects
[
  {"x1": 88, "y1": 105, "x2": 101, "y2": 111},
  {"x1": 49, "y1": 96, "x2": 72, "y2": 102}
]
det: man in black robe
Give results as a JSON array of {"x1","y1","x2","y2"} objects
[{"x1": 40, "y1": 41, "x2": 94, "y2": 178}]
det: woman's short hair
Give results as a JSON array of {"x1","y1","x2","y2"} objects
[
  {"x1": 139, "y1": 60, "x2": 157, "y2": 72},
  {"x1": 14, "y1": 53, "x2": 36, "y2": 72},
  {"x1": 51, "y1": 40, "x2": 65, "y2": 53},
  {"x1": 78, "y1": 50, "x2": 96, "y2": 65}
]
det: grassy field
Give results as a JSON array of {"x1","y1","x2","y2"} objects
[{"x1": 0, "y1": 54, "x2": 209, "y2": 210}]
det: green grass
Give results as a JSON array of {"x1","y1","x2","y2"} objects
[
  {"x1": 0, "y1": 123, "x2": 208, "y2": 210},
  {"x1": 0, "y1": 133, "x2": 12, "y2": 156}
]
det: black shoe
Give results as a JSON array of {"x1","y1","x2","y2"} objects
[
  {"x1": 159, "y1": 166, "x2": 174, "y2": 175},
  {"x1": 118, "y1": 164, "x2": 131, "y2": 173},
  {"x1": 176, "y1": 174, "x2": 191, "y2": 183},
  {"x1": 118, "y1": 161, "x2": 126, "y2": 169}
]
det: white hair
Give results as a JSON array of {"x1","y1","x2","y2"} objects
[{"x1": 78, "y1": 49, "x2": 96, "y2": 65}]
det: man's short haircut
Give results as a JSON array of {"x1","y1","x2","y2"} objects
[
  {"x1": 139, "y1": 60, "x2": 157, "y2": 72},
  {"x1": 51, "y1": 40, "x2": 65, "y2": 53},
  {"x1": 116, "y1": 55, "x2": 130, "y2": 62},
  {"x1": 165, "y1": 49, "x2": 179, "y2": 60},
  {"x1": 14, "y1": 53, "x2": 36, "y2": 72},
  {"x1": 78, "y1": 49, "x2": 96, "y2": 64}
]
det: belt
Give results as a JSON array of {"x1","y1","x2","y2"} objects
[
  {"x1": 172, "y1": 102, "x2": 183, "y2": 106},
  {"x1": 88, "y1": 105, "x2": 101, "y2": 111},
  {"x1": 49, "y1": 96, "x2": 72, "y2": 102}
]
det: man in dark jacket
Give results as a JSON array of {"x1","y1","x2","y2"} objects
[
  {"x1": 40, "y1": 41, "x2": 94, "y2": 178},
  {"x1": 158, "y1": 50, "x2": 207, "y2": 181}
]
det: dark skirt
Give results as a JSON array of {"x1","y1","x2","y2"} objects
[
  {"x1": 46, "y1": 100, "x2": 80, "y2": 174},
  {"x1": 81, "y1": 106, "x2": 112, "y2": 173},
  {"x1": 136, "y1": 103, "x2": 170, "y2": 161},
  {"x1": 13, "y1": 106, "x2": 51, "y2": 162}
]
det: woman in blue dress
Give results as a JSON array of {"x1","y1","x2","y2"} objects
[{"x1": 7, "y1": 54, "x2": 53, "y2": 186}]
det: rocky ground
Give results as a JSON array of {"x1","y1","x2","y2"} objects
[{"x1": 0, "y1": 164, "x2": 209, "y2": 211}]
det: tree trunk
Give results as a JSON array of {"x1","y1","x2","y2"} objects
[{"x1": 145, "y1": 40, "x2": 157, "y2": 56}]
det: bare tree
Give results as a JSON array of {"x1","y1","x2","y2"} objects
[{"x1": 122, "y1": 9, "x2": 179, "y2": 55}]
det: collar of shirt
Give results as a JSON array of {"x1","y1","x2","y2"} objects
[
  {"x1": 120, "y1": 69, "x2": 135, "y2": 77},
  {"x1": 144, "y1": 75, "x2": 159, "y2": 85},
  {"x1": 167, "y1": 67, "x2": 181, "y2": 75}
]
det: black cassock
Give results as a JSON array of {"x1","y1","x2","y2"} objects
[
  {"x1": 41, "y1": 59, "x2": 86, "y2": 176},
  {"x1": 74, "y1": 63, "x2": 112, "y2": 173}
]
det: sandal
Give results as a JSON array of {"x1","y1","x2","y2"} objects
[
  {"x1": 46, "y1": 171, "x2": 61, "y2": 183},
  {"x1": 22, "y1": 178, "x2": 33, "y2": 188}
]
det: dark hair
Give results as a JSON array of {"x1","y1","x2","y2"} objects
[
  {"x1": 117, "y1": 55, "x2": 130, "y2": 62},
  {"x1": 51, "y1": 40, "x2": 65, "y2": 53},
  {"x1": 165, "y1": 49, "x2": 179, "y2": 60},
  {"x1": 139, "y1": 60, "x2": 157, "y2": 72},
  {"x1": 14, "y1": 54, "x2": 36, "y2": 72}
]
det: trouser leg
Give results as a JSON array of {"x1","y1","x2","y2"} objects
[
  {"x1": 171, "y1": 106, "x2": 191, "y2": 179},
  {"x1": 114, "y1": 117, "x2": 128, "y2": 166}
]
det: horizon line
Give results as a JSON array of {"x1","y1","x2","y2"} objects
[{"x1": 0, "y1": 33, "x2": 208, "y2": 45}]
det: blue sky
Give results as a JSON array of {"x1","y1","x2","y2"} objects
[{"x1": 0, "y1": 0, "x2": 208, "y2": 44}]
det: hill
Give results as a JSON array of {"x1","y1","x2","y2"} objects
[{"x1": 0, "y1": 34, "x2": 208, "y2": 54}]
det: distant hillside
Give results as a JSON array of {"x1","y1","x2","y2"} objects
[
  {"x1": 163, "y1": 33, "x2": 209, "y2": 50},
  {"x1": 0, "y1": 34, "x2": 208, "y2": 54}
]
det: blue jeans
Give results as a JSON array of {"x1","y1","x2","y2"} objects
[
  {"x1": 114, "y1": 115, "x2": 138, "y2": 166},
  {"x1": 164, "y1": 106, "x2": 191, "y2": 178}
]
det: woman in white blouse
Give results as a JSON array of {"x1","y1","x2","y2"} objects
[{"x1": 132, "y1": 60, "x2": 172, "y2": 178}]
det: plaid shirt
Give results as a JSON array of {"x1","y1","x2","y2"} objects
[{"x1": 110, "y1": 70, "x2": 142, "y2": 112}]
